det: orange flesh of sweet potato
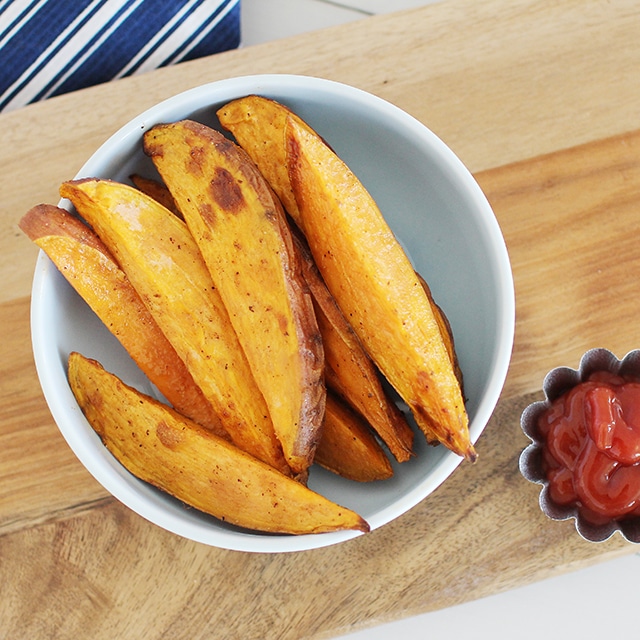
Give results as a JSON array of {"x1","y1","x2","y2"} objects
[
  {"x1": 293, "y1": 230, "x2": 415, "y2": 463},
  {"x1": 18, "y1": 204, "x2": 224, "y2": 436},
  {"x1": 217, "y1": 95, "x2": 310, "y2": 225},
  {"x1": 285, "y1": 117, "x2": 475, "y2": 461},
  {"x1": 143, "y1": 120, "x2": 325, "y2": 477},
  {"x1": 315, "y1": 393, "x2": 393, "y2": 482},
  {"x1": 59, "y1": 178, "x2": 290, "y2": 476},
  {"x1": 68, "y1": 352, "x2": 369, "y2": 535}
]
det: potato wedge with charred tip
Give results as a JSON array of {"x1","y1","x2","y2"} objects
[
  {"x1": 217, "y1": 94, "x2": 315, "y2": 225},
  {"x1": 68, "y1": 352, "x2": 369, "y2": 535},
  {"x1": 292, "y1": 228, "x2": 414, "y2": 463},
  {"x1": 60, "y1": 178, "x2": 290, "y2": 477},
  {"x1": 143, "y1": 120, "x2": 325, "y2": 478},
  {"x1": 316, "y1": 393, "x2": 393, "y2": 482},
  {"x1": 285, "y1": 116, "x2": 474, "y2": 461},
  {"x1": 18, "y1": 204, "x2": 224, "y2": 436}
]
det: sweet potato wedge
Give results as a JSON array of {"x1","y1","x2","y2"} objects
[
  {"x1": 217, "y1": 95, "x2": 313, "y2": 225},
  {"x1": 285, "y1": 117, "x2": 474, "y2": 461},
  {"x1": 18, "y1": 204, "x2": 224, "y2": 436},
  {"x1": 417, "y1": 272, "x2": 464, "y2": 392},
  {"x1": 68, "y1": 352, "x2": 369, "y2": 535},
  {"x1": 130, "y1": 173, "x2": 182, "y2": 218},
  {"x1": 143, "y1": 120, "x2": 325, "y2": 477},
  {"x1": 293, "y1": 229, "x2": 414, "y2": 463},
  {"x1": 316, "y1": 393, "x2": 393, "y2": 482},
  {"x1": 59, "y1": 178, "x2": 290, "y2": 476}
]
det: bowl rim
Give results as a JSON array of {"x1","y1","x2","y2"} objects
[{"x1": 29, "y1": 73, "x2": 515, "y2": 553}]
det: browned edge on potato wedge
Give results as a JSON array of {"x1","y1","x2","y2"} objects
[
  {"x1": 217, "y1": 95, "x2": 313, "y2": 226},
  {"x1": 285, "y1": 116, "x2": 475, "y2": 461},
  {"x1": 316, "y1": 393, "x2": 394, "y2": 482},
  {"x1": 68, "y1": 352, "x2": 369, "y2": 535},
  {"x1": 417, "y1": 272, "x2": 464, "y2": 393},
  {"x1": 18, "y1": 204, "x2": 224, "y2": 436},
  {"x1": 292, "y1": 228, "x2": 415, "y2": 463},
  {"x1": 143, "y1": 120, "x2": 325, "y2": 478},
  {"x1": 59, "y1": 178, "x2": 291, "y2": 476}
]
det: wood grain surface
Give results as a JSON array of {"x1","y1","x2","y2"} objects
[{"x1": 2, "y1": 1, "x2": 640, "y2": 638}]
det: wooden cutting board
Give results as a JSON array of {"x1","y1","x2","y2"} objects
[
  {"x1": 3, "y1": 0, "x2": 640, "y2": 636},
  {"x1": 480, "y1": 128, "x2": 640, "y2": 398},
  {"x1": 2, "y1": 125, "x2": 639, "y2": 640}
]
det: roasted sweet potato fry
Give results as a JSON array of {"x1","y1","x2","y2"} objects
[
  {"x1": 143, "y1": 120, "x2": 325, "y2": 477},
  {"x1": 285, "y1": 117, "x2": 474, "y2": 461},
  {"x1": 19, "y1": 204, "x2": 224, "y2": 435},
  {"x1": 217, "y1": 95, "x2": 313, "y2": 225},
  {"x1": 316, "y1": 393, "x2": 393, "y2": 482},
  {"x1": 68, "y1": 352, "x2": 369, "y2": 535},
  {"x1": 60, "y1": 178, "x2": 290, "y2": 476},
  {"x1": 293, "y1": 229, "x2": 414, "y2": 462}
]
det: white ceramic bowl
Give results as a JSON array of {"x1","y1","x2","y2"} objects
[{"x1": 30, "y1": 74, "x2": 515, "y2": 553}]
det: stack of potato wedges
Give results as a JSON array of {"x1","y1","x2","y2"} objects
[{"x1": 20, "y1": 96, "x2": 473, "y2": 536}]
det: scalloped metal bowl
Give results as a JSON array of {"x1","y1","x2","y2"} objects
[
  {"x1": 29, "y1": 74, "x2": 515, "y2": 553},
  {"x1": 520, "y1": 347, "x2": 640, "y2": 543}
]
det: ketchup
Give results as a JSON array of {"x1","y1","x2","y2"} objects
[{"x1": 539, "y1": 371, "x2": 640, "y2": 525}]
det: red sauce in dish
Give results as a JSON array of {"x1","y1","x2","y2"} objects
[{"x1": 539, "y1": 371, "x2": 640, "y2": 525}]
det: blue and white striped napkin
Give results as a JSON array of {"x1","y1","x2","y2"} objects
[{"x1": 0, "y1": 0, "x2": 241, "y2": 113}]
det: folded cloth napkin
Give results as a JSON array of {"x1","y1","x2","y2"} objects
[{"x1": 0, "y1": 0, "x2": 240, "y2": 112}]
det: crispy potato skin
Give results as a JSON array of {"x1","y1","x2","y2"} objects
[
  {"x1": 19, "y1": 204, "x2": 224, "y2": 436},
  {"x1": 68, "y1": 353, "x2": 369, "y2": 535},
  {"x1": 316, "y1": 393, "x2": 393, "y2": 482},
  {"x1": 59, "y1": 178, "x2": 290, "y2": 476},
  {"x1": 293, "y1": 229, "x2": 415, "y2": 463},
  {"x1": 285, "y1": 117, "x2": 474, "y2": 461},
  {"x1": 143, "y1": 120, "x2": 325, "y2": 477}
]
